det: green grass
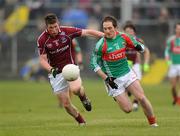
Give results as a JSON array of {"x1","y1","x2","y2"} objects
[{"x1": 0, "y1": 79, "x2": 180, "y2": 136}]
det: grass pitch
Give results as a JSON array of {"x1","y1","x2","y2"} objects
[{"x1": 0, "y1": 79, "x2": 180, "y2": 136}]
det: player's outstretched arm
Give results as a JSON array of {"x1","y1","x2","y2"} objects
[
  {"x1": 144, "y1": 47, "x2": 150, "y2": 64},
  {"x1": 143, "y1": 47, "x2": 150, "y2": 72},
  {"x1": 81, "y1": 29, "x2": 104, "y2": 38}
]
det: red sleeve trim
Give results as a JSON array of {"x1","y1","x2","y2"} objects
[{"x1": 121, "y1": 34, "x2": 135, "y2": 48}]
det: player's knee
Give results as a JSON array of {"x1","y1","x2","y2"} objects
[
  {"x1": 70, "y1": 85, "x2": 81, "y2": 93},
  {"x1": 136, "y1": 93, "x2": 145, "y2": 102},
  {"x1": 61, "y1": 101, "x2": 71, "y2": 109}
]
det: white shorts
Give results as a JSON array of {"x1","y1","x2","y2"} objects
[
  {"x1": 132, "y1": 63, "x2": 142, "y2": 80},
  {"x1": 48, "y1": 73, "x2": 69, "y2": 94},
  {"x1": 105, "y1": 69, "x2": 138, "y2": 97},
  {"x1": 168, "y1": 64, "x2": 180, "y2": 78}
]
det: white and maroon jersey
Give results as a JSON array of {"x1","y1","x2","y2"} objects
[{"x1": 37, "y1": 26, "x2": 82, "y2": 72}]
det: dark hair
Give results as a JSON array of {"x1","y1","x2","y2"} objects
[
  {"x1": 175, "y1": 22, "x2": 180, "y2": 29},
  {"x1": 123, "y1": 21, "x2": 136, "y2": 33},
  {"x1": 44, "y1": 13, "x2": 58, "y2": 25},
  {"x1": 102, "y1": 16, "x2": 118, "y2": 28}
]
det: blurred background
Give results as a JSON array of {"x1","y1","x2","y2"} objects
[{"x1": 0, "y1": 0, "x2": 179, "y2": 81}]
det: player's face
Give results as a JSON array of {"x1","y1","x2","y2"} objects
[
  {"x1": 47, "y1": 22, "x2": 59, "y2": 37},
  {"x1": 124, "y1": 27, "x2": 135, "y2": 36},
  {"x1": 103, "y1": 21, "x2": 117, "y2": 39},
  {"x1": 175, "y1": 24, "x2": 180, "y2": 36}
]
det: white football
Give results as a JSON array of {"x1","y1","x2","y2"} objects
[{"x1": 62, "y1": 64, "x2": 80, "y2": 81}]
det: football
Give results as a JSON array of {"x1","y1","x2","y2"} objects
[{"x1": 62, "y1": 64, "x2": 80, "y2": 81}]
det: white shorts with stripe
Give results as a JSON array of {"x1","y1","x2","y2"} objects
[
  {"x1": 48, "y1": 73, "x2": 69, "y2": 94},
  {"x1": 168, "y1": 64, "x2": 180, "y2": 78},
  {"x1": 132, "y1": 63, "x2": 142, "y2": 80},
  {"x1": 105, "y1": 69, "x2": 138, "y2": 97}
]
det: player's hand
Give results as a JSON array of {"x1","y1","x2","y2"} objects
[
  {"x1": 127, "y1": 60, "x2": 133, "y2": 67},
  {"x1": 143, "y1": 63, "x2": 150, "y2": 72},
  {"x1": 105, "y1": 77, "x2": 118, "y2": 89},
  {"x1": 166, "y1": 60, "x2": 172, "y2": 66},
  {"x1": 50, "y1": 67, "x2": 59, "y2": 78}
]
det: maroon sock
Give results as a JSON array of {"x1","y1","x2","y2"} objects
[
  {"x1": 75, "y1": 113, "x2": 86, "y2": 124},
  {"x1": 148, "y1": 116, "x2": 156, "y2": 125}
]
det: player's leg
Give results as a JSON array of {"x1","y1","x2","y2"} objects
[
  {"x1": 48, "y1": 73, "x2": 85, "y2": 125},
  {"x1": 127, "y1": 80, "x2": 157, "y2": 126},
  {"x1": 69, "y1": 77, "x2": 92, "y2": 111},
  {"x1": 131, "y1": 63, "x2": 142, "y2": 111},
  {"x1": 105, "y1": 75, "x2": 132, "y2": 113},
  {"x1": 178, "y1": 76, "x2": 180, "y2": 104},
  {"x1": 56, "y1": 89, "x2": 86, "y2": 125},
  {"x1": 169, "y1": 77, "x2": 178, "y2": 105},
  {"x1": 168, "y1": 65, "x2": 179, "y2": 105},
  {"x1": 114, "y1": 92, "x2": 132, "y2": 113}
]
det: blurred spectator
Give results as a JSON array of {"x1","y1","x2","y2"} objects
[
  {"x1": 158, "y1": 7, "x2": 170, "y2": 56},
  {"x1": 0, "y1": 0, "x2": 5, "y2": 23},
  {"x1": 145, "y1": 0, "x2": 159, "y2": 19},
  {"x1": 61, "y1": 6, "x2": 89, "y2": 53},
  {"x1": 0, "y1": 28, "x2": 10, "y2": 59},
  {"x1": 0, "y1": 0, "x2": 5, "y2": 9},
  {"x1": 79, "y1": 0, "x2": 92, "y2": 8},
  {"x1": 61, "y1": 6, "x2": 88, "y2": 29},
  {"x1": 25, "y1": 0, "x2": 45, "y2": 19},
  {"x1": 159, "y1": 7, "x2": 170, "y2": 23},
  {"x1": 158, "y1": 7, "x2": 169, "y2": 34},
  {"x1": 88, "y1": 3, "x2": 103, "y2": 30},
  {"x1": 44, "y1": 0, "x2": 67, "y2": 17},
  {"x1": 111, "y1": 0, "x2": 121, "y2": 20},
  {"x1": 19, "y1": 57, "x2": 47, "y2": 81},
  {"x1": 132, "y1": 8, "x2": 141, "y2": 20}
]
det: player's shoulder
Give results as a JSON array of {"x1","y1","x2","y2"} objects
[
  {"x1": 60, "y1": 26, "x2": 70, "y2": 31},
  {"x1": 96, "y1": 37, "x2": 104, "y2": 45},
  {"x1": 60, "y1": 26, "x2": 81, "y2": 32},
  {"x1": 119, "y1": 32, "x2": 126, "y2": 35},
  {"x1": 60, "y1": 26, "x2": 82, "y2": 36},
  {"x1": 136, "y1": 36, "x2": 144, "y2": 44},
  {"x1": 95, "y1": 37, "x2": 104, "y2": 50},
  {"x1": 119, "y1": 32, "x2": 132, "y2": 39},
  {"x1": 166, "y1": 35, "x2": 176, "y2": 45},
  {"x1": 37, "y1": 30, "x2": 49, "y2": 43},
  {"x1": 119, "y1": 32, "x2": 128, "y2": 36},
  {"x1": 167, "y1": 35, "x2": 176, "y2": 42},
  {"x1": 61, "y1": 25, "x2": 75, "y2": 29}
]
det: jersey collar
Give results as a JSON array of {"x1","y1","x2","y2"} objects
[{"x1": 45, "y1": 26, "x2": 61, "y2": 37}]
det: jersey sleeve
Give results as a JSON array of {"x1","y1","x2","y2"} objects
[
  {"x1": 136, "y1": 37, "x2": 149, "y2": 50},
  {"x1": 90, "y1": 38, "x2": 104, "y2": 72},
  {"x1": 164, "y1": 38, "x2": 171, "y2": 60},
  {"x1": 66, "y1": 27, "x2": 82, "y2": 39},
  {"x1": 121, "y1": 33, "x2": 145, "y2": 53},
  {"x1": 136, "y1": 37, "x2": 144, "y2": 44},
  {"x1": 37, "y1": 37, "x2": 46, "y2": 55}
]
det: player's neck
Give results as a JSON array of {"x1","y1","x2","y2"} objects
[{"x1": 176, "y1": 34, "x2": 180, "y2": 38}]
